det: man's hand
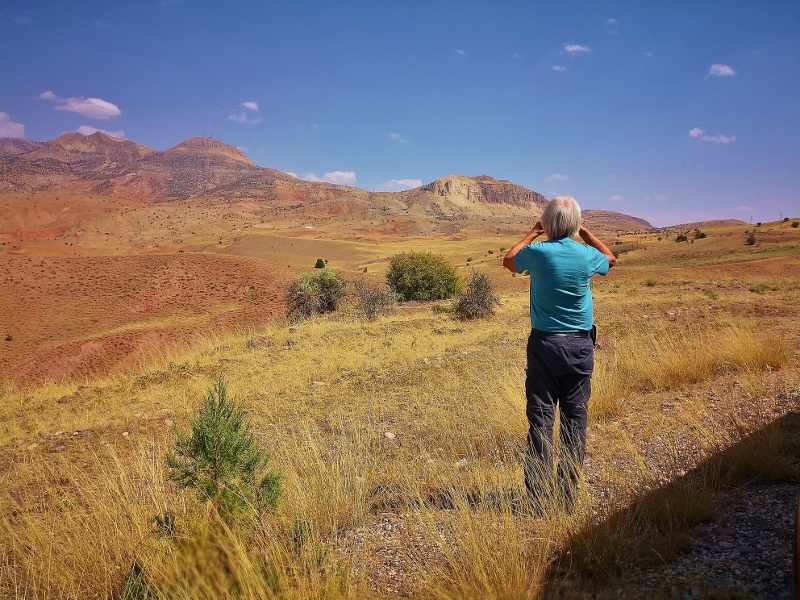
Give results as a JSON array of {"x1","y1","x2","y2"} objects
[
  {"x1": 503, "y1": 221, "x2": 545, "y2": 273},
  {"x1": 578, "y1": 225, "x2": 616, "y2": 268}
]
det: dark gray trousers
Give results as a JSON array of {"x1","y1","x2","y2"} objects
[{"x1": 524, "y1": 329, "x2": 594, "y2": 502}]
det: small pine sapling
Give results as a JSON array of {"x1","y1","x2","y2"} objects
[{"x1": 166, "y1": 377, "x2": 282, "y2": 517}]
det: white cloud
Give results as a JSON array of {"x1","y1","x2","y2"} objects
[
  {"x1": 565, "y1": 44, "x2": 591, "y2": 53},
  {"x1": 93, "y1": 20, "x2": 112, "y2": 27},
  {"x1": 552, "y1": 65, "x2": 567, "y2": 72},
  {"x1": 77, "y1": 125, "x2": 125, "y2": 138},
  {"x1": 301, "y1": 171, "x2": 357, "y2": 186},
  {"x1": 644, "y1": 51, "x2": 653, "y2": 58},
  {"x1": 607, "y1": 18, "x2": 618, "y2": 26},
  {"x1": 512, "y1": 52, "x2": 520, "y2": 59},
  {"x1": 15, "y1": 13, "x2": 31, "y2": 25},
  {"x1": 39, "y1": 91, "x2": 121, "y2": 119},
  {"x1": 228, "y1": 111, "x2": 261, "y2": 125},
  {"x1": 241, "y1": 101, "x2": 259, "y2": 111},
  {"x1": 389, "y1": 132, "x2": 410, "y2": 144},
  {"x1": 708, "y1": 63, "x2": 736, "y2": 77},
  {"x1": 610, "y1": 194, "x2": 623, "y2": 202},
  {"x1": 548, "y1": 173, "x2": 568, "y2": 181},
  {"x1": 375, "y1": 179, "x2": 422, "y2": 192},
  {"x1": 689, "y1": 127, "x2": 736, "y2": 143},
  {"x1": 285, "y1": 172, "x2": 299, "y2": 178},
  {"x1": 645, "y1": 194, "x2": 669, "y2": 201},
  {"x1": 236, "y1": 145, "x2": 249, "y2": 152},
  {"x1": 455, "y1": 49, "x2": 466, "y2": 57},
  {"x1": 0, "y1": 112, "x2": 25, "y2": 138}
]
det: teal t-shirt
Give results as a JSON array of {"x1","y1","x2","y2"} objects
[{"x1": 513, "y1": 237, "x2": 609, "y2": 331}]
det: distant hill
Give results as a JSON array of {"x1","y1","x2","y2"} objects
[{"x1": 0, "y1": 132, "x2": 652, "y2": 230}]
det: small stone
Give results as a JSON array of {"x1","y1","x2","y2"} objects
[
  {"x1": 27, "y1": 443, "x2": 38, "y2": 450},
  {"x1": 719, "y1": 541, "x2": 733, "y2": 549},
  {"x1": 740, "y1": 545, "x2": 759, "y2": 554},
  {"x1": 54, "y1": 431, "x2": 64, "y2": 436},
  {"x1": 57, "y1": 395, "x2": 71, "y2": 404},
  {"x1": 716, "y1": 527, "x2": 734, "y2": 536},
  {"x1": 284, "y1": 337, "x2": 297, "y2": 347},
  {"x1": 108, "y1": 421, "x2": 118, "y2": 428},
  {"x1": 454, "y1": 458, "x2": 467, "y2": 468},
  {"x1": 160, "y1": 408, "x2": 170, "y2": 414},
  {"x1": 423, "y1": 358, "x2": 429, "y2": 364},
  {"x1": 73, "y1": 430, "x2": 82, "y2": 436},
  {"x1": 25, "y1": 396, "x2": 34, "y2": 403},
  {"x1": 384, "y1": 431, "x2": 396, "y2": 439},
  {"x1": 122, "y1": 431, "x2": 130, "y2": 437},
  {"x1": 163, "y1": 419, "x2": 174, "y2": 427}
]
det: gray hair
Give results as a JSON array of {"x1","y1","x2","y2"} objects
[{"x1": 541, "y1": 195, "x2": 581, "y2": 239}]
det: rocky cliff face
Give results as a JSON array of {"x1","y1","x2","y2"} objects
[{"x1": 422, "y1": 174, "x2": 546, "y2": 208}]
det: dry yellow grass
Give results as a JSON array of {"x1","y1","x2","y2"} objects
[{"x1": 1, "y1": 220, "x2": 798, "y2": 598}]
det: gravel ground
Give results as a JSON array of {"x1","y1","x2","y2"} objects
[{"x1": 582, "y1": 483, "x2": 798, "y2": 599}]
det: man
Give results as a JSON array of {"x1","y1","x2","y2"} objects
[{"x1": 502, "y1": 195, "x2": 615, "y2": 511}]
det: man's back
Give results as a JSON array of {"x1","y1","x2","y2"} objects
[{"x1": 514, "y1": 237, "x2": 608, "y2": 332}]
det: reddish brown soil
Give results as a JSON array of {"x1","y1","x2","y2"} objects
[{"x1": 1, "y1": 252, "x2": 290, "y2": 382}]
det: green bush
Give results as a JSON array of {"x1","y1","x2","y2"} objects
[
  {"x1": 749, "y1": 284, "x2": 771, "y2": 294},
  {"x1": 644, "y1": 276, "x2": 659, "y2": 287},
  {"x1": 386, "y1": 251, "x2": 462, "y2": 301},
  {"x1": 792, "y1": 222, "x2": 799, "y2": 228},
  {"x1": 694, "y1": 228, "x2": 706, "y2": 239},
  {"x1": 353, "y1": 279, "x2": 398, "y2": 321},
  {"x1": 746, "y1": 232, "x2": 757, "y2": 246},
  {"x1": 166, "y1": 377, "x2": 282, "y2": 517},
  {"x1": 704, "y1": 289, "x2": 719, "y2": 299},
  {"x1": 453, "y1": 271, "x2": 499, "y2": 320},
  {"x1": 675, "y1": 234, "x2": 688, "y2": 243},
  {"x1": 314, "y1": 258, "x2": 325, "y2": 269},
  {"x1": 287, "y1": 269, "x2": 346, "y2": 320}
]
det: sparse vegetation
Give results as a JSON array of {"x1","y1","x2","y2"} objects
[
  {"x1": 286, "y1": 269, "x2": 346, "y2": 320},
  {"x1": 703, "y1": 289, "x2": 718, "y2": 299},
  {"x1": 314, "y1": 258, "x2": 325, "y2": 269},
  {"x1": 792, "y1": 222, "x2": 799, "y2": 228},
  {"x1": 675, "y1": 234, "x2": 688, "y2": 242},
  {"x1": 352, "y1": 279, "x2": 398, "y2": 321},
  {"x1": 644, "y1": 276, "x2": 659, "y2": 287},
  {"x1": 694, "y1": 228, "x2": 706, "y2": 239},
  {"x1": 749, "y1": 284, "x2": 771, "y2": 294},
  {"x1": 452, "y1": 270, "x2": 500, "y2": 320},
  {"x1": 746, "y1": 232, "x2": 757, "y2": 245},
  {"x1": 386, "y1": 251, "x2": 463, "y2": 301}
]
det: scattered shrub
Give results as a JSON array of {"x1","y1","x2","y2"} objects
[
  {"x1": 704, "y1": 289, "x2": 719, "y2": 299},
  {"x1": 353, "y1": 279, "x2": 398, "y2": 321},
  {"x1": 749, "y1": 284, "x2": 771, "y2": 294},
  {"x1": 286, "y1": 269, "x2": 346, "y2": 320},
  {"x1": 792, "y1": 222, "x2": 799, "y2": 228},
  {"x1": 694, "y1": 228, "x2": 706, "y2": 239},
  {"x1": 756, "y1": 222, "x2": 762, "y2": 227},
  {"x1": 166, "y1": 377, "x2": 282, "y2": 518},
  {"x1": 452, "y1": 270, "x2": 500, "y2": 320},
  {"x1": 466, "y1": 257, "x2": 472, "y2": 263},
  {"x1": 746, "y1": 232, "x2": 757, "y2": 246},
  {"x1": 644, "y1": 276, "x2": 659, "y2": 287},
  {"x1": 386, "y1": 251, "x2": 462, "y2": 301},
  {"x1": 487, "y1": 250, "x2": 494, "y2": 254},
  {"x1": 783, "y1": 217, "x2": 790, "y2": 222},
  {"x1": 675, "y1": 234, "x2": 688, "y2": 243},
  {"x1": 314, "y1": 258, "x2": 325, "y2": 269}
]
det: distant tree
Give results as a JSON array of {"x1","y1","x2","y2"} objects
[
  {"x1": 792, "y1": 222, "x2": 799, "y2": 229},
  {"x1": 287, "y1": 269, "x2": 346, "y2": 320},
  {"x1": 746, "y1": 232, "x2": 757, "y2": 246},
  {"x1": 453, "y1": 270, "x2": 500, "y2": 320},
  {"x1": 314, "y1": 258, "x2": 325, "y2": 269},
  {"x1": 675, "y1": 234, "x2": 688, "y2": 242},
  {"x1": 756, "y1": 222, "x2": 762, "y2": 227},
  {"x1": 386, "y1": 251, "x2": 462, "y2": 301},
  {"x1": 694, "y1": 228, "x2": 706, "y2": 239}
]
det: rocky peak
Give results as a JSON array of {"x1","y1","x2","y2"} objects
[
  {"x1": 422, "y1": 174, "x2": 546, "y2": 208},
  {"x1": 163, "y1": 137, "x2": 253, "y2": 165}
]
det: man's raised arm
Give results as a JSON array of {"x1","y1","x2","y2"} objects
[
  {"x1": 578, "y1": 225, "x2": 616, "y2": 268},
  {"x1": 503, "y1": 221, "x2": 545, "y2": 273}
]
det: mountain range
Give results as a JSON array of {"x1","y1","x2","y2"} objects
[{"x1": 0, "y1": 132, "x2": 653, "y2": 231}]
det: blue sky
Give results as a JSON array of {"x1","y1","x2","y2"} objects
[{"x1": 1, "y1": 1, "x2": 798, "y2": 226}]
